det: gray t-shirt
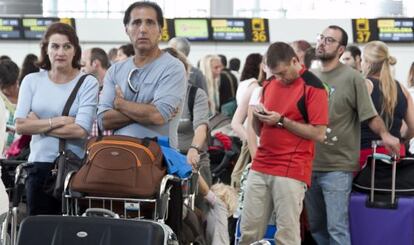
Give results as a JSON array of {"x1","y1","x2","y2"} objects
[
  {"x1": 312, "y1": 63, "x2": 377, "y2": 172},
  {"x1": 177, "y1": 85, "x2": 209, "y2": 152},
  {"x1": 15, "y1": 71, "x2": 99, "y2": 162},
  {"x1": 98, "y1": 53, "x2": 187, "y2": 148},
  {"x1": 188, "y1": 66, "x2": 208, "y2": 94}
]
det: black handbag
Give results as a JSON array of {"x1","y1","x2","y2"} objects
[{"x1": 43, "y1": 74, "x2": 89, "y2": 199}]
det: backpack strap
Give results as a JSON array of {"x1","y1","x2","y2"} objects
[
  {"x1": 188, "y1": 85, "x2": 198, "y2": 122},
  {"x1": 297, "y1": 83, "x2": 309, "y2": 124},
  {"x1": 262, "y1": 78, "x2": 309, "y2": 123}
]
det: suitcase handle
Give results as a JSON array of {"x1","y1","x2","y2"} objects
[
  {"x1": 368, "y1": 140, "x2": 398, "y2": 209},
  {"x1": 82, "y1": 208, "x2": 120, "y2": 218}
]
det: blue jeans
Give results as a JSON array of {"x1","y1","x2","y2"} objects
[{"x1": 305, "y1": 171, "x2": 353, "y2": 245}]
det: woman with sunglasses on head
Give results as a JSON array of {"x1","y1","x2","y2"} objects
[
  {"x1": 359, "y1": 41, "x2": 414, "y2": 168},
  {"x1": 14, "y1": 22, "x2": 99, "y2": 215}
]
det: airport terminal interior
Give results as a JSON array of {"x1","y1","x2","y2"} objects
[{"x1": 0, "y1": 0, "x2": 413, "y2": 244}]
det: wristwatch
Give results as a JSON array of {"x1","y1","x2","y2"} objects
[
  {"x1": 189, "y1": 144, "x2": 201, "y2": 153},
  {"x1": 276, "y1": 116, "x2": 285, "y2": 128}
]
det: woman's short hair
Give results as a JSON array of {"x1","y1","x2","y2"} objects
[{"x1": 37, "y1": 22, "x2": 82, "y2": 70}]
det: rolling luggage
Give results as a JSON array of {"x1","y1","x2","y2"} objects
[
  {"x1": 349, "y1": 141, "x2": 414, "y2": 245},
  {"x1": 16, "y1": 215, "x2": 178, "y2": 245}
]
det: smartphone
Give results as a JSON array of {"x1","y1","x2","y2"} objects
[{"x1": 6, "y1": 124, "x2": 15, "y2": 132}]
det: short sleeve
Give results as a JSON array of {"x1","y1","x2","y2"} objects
[
  {"x1": 307, "y1": 86, "x2": 329, "y2": 125},
  {"x1": 355, "y1": 76, "x2": 377, "y2": 122}
]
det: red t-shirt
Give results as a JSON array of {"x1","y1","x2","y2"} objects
[{"x1": 252, "y1": 69, "x2": 329, "y2": 186}]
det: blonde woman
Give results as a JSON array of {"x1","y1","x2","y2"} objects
[
  {"x1": 408, "y1": 62, "x2": 414, "y2": 92},
  {"x1": 199, "y1": 55, "x2": 223, "y2": 115},
  {"x1": 359, "y1": 41, "x2": 414, "y2": 167}
]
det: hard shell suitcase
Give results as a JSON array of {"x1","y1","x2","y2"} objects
[
  {"x1": 349, "y1": 192, "x2": 414, "y2": 245},
  {"x1": 16, "y1": 215, "x2": 178, "y2": 245},
  {"x1": 349, "y1": 141, "x2": 414, "y2": 245}
]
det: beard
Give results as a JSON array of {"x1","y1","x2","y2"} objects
[{"x1": 316, "y1": 46, "x2": 339, "y2": 62}]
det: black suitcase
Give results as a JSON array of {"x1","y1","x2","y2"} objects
[{"x1": 16, "y1": 215, "x2": 178, "y2": 245}]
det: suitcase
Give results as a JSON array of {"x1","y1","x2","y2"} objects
[
  {"x1": 16, "y1": 215, "x2": 178, "y2": 245},
  {"x1": 349, "y1": 141, "x2": 414, "y2": 245}
]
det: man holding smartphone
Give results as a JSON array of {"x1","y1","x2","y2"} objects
[{"x1": 239, "y1": 42, "x2": 329, "y2": 245}]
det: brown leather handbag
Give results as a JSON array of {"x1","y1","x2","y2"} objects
[{"x1": 70, "y1": 135, "x2": 166, "y2": 198}]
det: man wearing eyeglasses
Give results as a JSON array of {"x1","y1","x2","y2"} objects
[
  {"x1": 305, "y1": 25, "x2": 400, "y2": 245},
  {"x1": 97, "y1": 1, "x2": 186, "y2": 148}
]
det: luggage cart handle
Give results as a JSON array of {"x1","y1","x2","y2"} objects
[{"x1": 82, "y1": 208, "x2": 120, "y2": 218}]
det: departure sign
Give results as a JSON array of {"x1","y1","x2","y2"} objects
[
  {"x1": 211, "y1": 19, "x2": 246, "y2": 41},
  {"x1": 250, "y1": 18, "x2": 269, "y2": 43},
  {"x1": 0, "y1": 18, "x2": 22, "y2": 39},
  {"x1": 377, "y1": 18, "x2": 414, "y2": 42},
  {"x1": 161, "y1": 19, "x2": 174, "y2": 42},
  {"x1": 352, "y1": 18, "x2": 378, "y2": 43},
  {"x1": 22, "y1": 17, "x2": 76, "y2": 39},
  {"x1": 174, "y1": 18, "x2": 209, "y2": 41}
]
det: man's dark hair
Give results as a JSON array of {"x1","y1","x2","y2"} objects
[
  {"x1": 266, "y1": 42, "x2": 298, "y2": 69},
  {"x1": 229, "y1": 58, "x2": 240, "y2": 72},
  {"x1": 218, "y1": 54, "x2": 227, "y2": 67},
  {"x1": 346, "y1": 45, "x2": 361, "y2": 59},
  {"x1": 0, "y1": 55, "x2": 11, "y2": 62},
  {"x1": 123, "y1": 1, "x2": 164, "y2": 28},
  {"x1": 304, "y1": 47, "x2": 316, "y2": 69},
  {"x1": 0, "y1": 59, "x2": 19, "y2": 89},
  {"x1": 38, "y1": 22, "x2": 82, "y2": 70},
  {"x1": 328, "y1": 25, "x2": 348, "y2": 46},
  {"x1": 90, "y1": 47, "x2": 110, "y2": 69},
  {"x1": 119, "y1": 44, "x2": 135, "y2": 57}
]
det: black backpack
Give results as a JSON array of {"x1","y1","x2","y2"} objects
[{"x1": 353, "y1": 157, "x2": 414, "y2": 197}]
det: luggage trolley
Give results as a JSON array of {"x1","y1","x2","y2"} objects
[
  {"x1": 0, "y1": 161, "x2": 32, "y2": 245},
  {"x1": 63, "y1": 170, "x2": 199, "y2": 223}
]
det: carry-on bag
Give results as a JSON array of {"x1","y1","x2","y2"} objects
[
  {"x1": 349, "y1": 141, "x2": 414, "y2": 245},
  {"x1": 70, "y1": 135, "x2": 166, "y2": 198},
  {"x1": 16, "y1": 214, "x2": 178, "y2": 245}
]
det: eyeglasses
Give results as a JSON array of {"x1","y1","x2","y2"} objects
[
  {"x1": 316, "y1": 34, "x2": 339, "y2": 45},
  {"x1": 127, "y1": 68, "x2": 140, "y2": 93}
]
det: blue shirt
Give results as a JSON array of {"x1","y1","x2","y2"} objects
[
  {"x1": 97, "y1": 52, "x2": 187, "y2": 148},
  {"x1": 15, "y1": 71, "x2": 99, "y2": 163}
]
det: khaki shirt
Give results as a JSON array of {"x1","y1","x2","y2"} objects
[{"x1": 312, "y1": 63, "x2": 377, "y2": 172}]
